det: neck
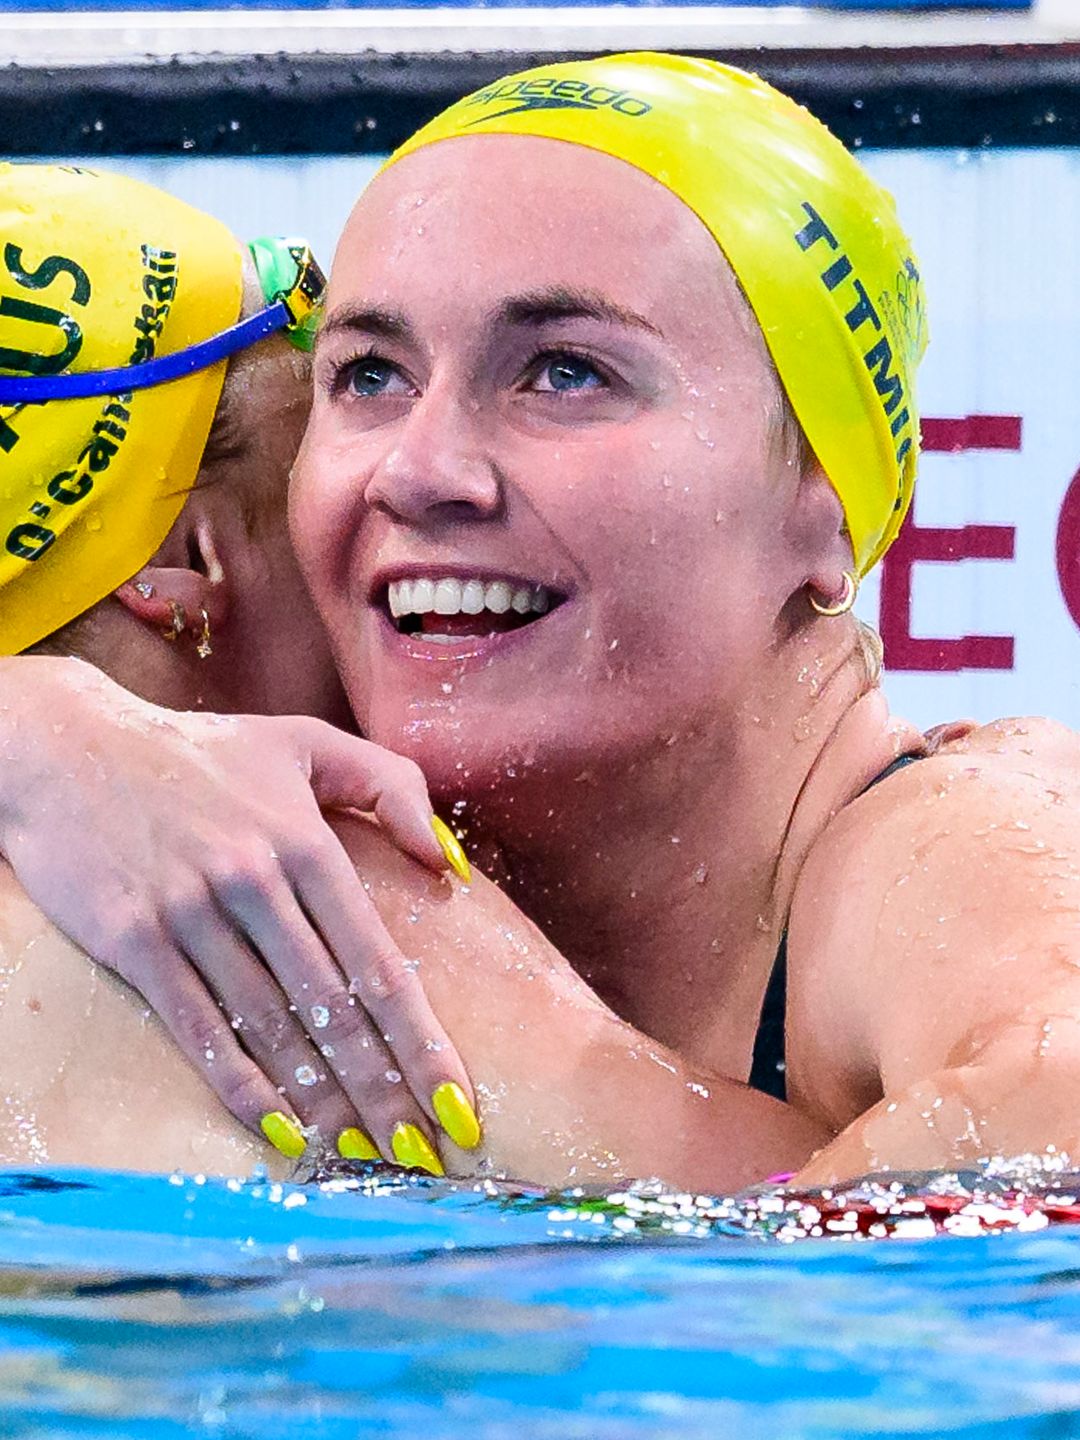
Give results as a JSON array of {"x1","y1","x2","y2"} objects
[
  {"x1": 55, "y1": 604, "x2": 226, "y2": 714},
  {"x1": 459, "y1": 625, "x2": 920, "y2": 1078}
]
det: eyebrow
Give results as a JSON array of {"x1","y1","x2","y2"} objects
[
  {"x1": 498, "y1": 287, "x2": 662, "y2": 337},
  {"x1": 317, "y1": 304, "x2": 414, "y2": 347},
  {"x1": 318, "y1": 289, "x2": 662, "y2": 349}
]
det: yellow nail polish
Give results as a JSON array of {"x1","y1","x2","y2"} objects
[
  {"x1": 432, "y1": 1081, "x2": 481, "y2": 1150},
  {"x1": 260, "y1": 1111, "x2": 306, "y2": 1160},
  {"x1": 431, "y1": 814, "x2": 471, "y2": 885},
  {"x1": 337, "y1": 1127, "x2": 381, "y2": 1162},
  {"x1": 391, "y1": 1122, "x2": 445, "y2": 1177}
]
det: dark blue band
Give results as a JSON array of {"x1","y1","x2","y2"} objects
[{"x1": 0, "y1": 301, "x2": 289, "y2": 404}]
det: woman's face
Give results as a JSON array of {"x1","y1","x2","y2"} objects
[
  {"x1": 206, "y1": 331, "x2": 352, "y2": 727},
  {"x1": 291, "y1": 137, "x2": 809, "y2": 793}
]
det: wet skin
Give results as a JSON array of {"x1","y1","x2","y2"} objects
[
  {"x1": 290, "y1": 136, "x2": 902, "y2": 1091},
  {"x1": 288, "y1": 136, "x2": 1080, "y2": 1181}
]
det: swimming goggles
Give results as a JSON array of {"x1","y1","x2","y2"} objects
[{"x1": 0, "y1": 235, "x2": 325, "y2": 404}]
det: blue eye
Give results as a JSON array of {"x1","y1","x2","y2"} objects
[
  {"x1": 347, "y1": 358, "x2": 398, "y2": 397},
  {"x1": 533, "y1": 354, "x2": 605, "y2": 394},
  {"x1": 339, "y1": 355, "x2": 414, "y2": 399}
]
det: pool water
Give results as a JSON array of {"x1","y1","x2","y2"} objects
[{"x1": 3, "y1": 1164, "x2": 1080, "y2": 1438}]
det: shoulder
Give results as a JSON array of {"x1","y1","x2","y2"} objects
[{"x1": 786, "y1": 717, "x2": 1080, "y2": 1124}]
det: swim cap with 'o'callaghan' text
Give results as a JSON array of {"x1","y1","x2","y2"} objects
[
  {"x1": 384, "y1": 53, "x2": 928, "y2": 577},
  {"x1": 0, "y1": 164, "x2": 243, "y2": 654}
]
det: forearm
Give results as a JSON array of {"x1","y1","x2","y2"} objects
[
  {"x1": 338, "y1": 816, "x2": 830, "y2": 1191},
  {"x1": 794, "y1": 1051, "x2": 1080, "y2": 1188}
]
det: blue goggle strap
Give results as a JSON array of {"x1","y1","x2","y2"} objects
[{"x1": 0, "y1": 301, "x2": 289, "y2": 405}]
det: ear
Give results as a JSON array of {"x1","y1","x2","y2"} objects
[
  {"x1": 114, "y1": 516, "x2": 230, "y2": 640},
  {"x1": 787, "y1": 461, "x2": 856, "y2": 605}
]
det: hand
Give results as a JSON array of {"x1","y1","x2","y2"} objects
[{"x1": 0, "y1": 655, "x2": 479, "y2": 1171}]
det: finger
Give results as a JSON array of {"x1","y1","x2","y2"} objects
[
  {"x1": 206, "y1": 867, "x2": 442, "y2": 1169},
  {"x1": 295, "y1": 841, "x2": 479, "y2": 1151},
  {"x1": 112, "y1": 949, "x2": 308, "y2": 1161},
  {"x1": 296, "y1": 721, "x2": 449, "y2": 876},
  {"x1": 175, "y1": 909, "x2": 361, "y2": 1146}
]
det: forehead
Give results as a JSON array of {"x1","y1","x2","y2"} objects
[{"x1": 331, "y1": 135, "x2": 755, "y2": 343}]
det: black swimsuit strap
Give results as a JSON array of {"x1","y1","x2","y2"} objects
[{"x1": 748, "y1": 752, "x2": 924, "y2": 1102}]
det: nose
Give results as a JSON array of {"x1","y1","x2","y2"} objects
[{"x1": 363, "y1": 382, "x2": 503, "y2": 527}]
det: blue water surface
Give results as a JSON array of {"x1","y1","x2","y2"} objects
[{"x1": 1, "y1": 1166, "x2": 1079, "y2": 1438}]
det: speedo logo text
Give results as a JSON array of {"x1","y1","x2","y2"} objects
[{"x1": 465, "y1": 78, "x2": 653, "y2": 124}]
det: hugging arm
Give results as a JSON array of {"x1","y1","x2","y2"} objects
[
  {"x1": 788, "y1": 738, "x2": 1080, "y2": 1185},
  {"x1": 0, "y1": 654, "x2": 477, "y2": 1159},
  {"x1": 334, "y1": 815, "x2": 831, "y2": 1192}
]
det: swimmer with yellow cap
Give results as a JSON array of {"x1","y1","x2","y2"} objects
[
  {"x1": 387, "y1": 51, "x2": 927, "y2": 579},
  {"x1": 0, "y1": 164, "x2": 484, "y2": 1174},
  {"x1": 5, "y1": 61, "x2": 1080, "y2": 1194},
  {"x1": 0, "y1": 163, "x2": 322, "y2": 655}
]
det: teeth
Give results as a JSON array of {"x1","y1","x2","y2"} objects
[
  {"x1": 433, "y1": 579, "x2": 461, "y2": 615},
  {"x1": 485, "y1": 581, "x2": 512, "y2": 615},
  {"x1": 412, "y1": 578, "x2": 435, "y2": 614},
  {"x1": 389, "y1": 580, "x2": 412, "y2": 619},
  {"x1": 461, "y1": 579, "x2": 485, "y2": 615},
  {"x1": 387, "y1": 576, "x2": 552, "y2": 620}
]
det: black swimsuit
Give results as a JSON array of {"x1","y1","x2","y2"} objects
[{"x1": 748, "y1": 753, "x2": 924, "y2": 1102}]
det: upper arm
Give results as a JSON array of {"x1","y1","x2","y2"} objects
[{"x1": 788, "y1": 734, "x2": 1080, "y2": 1136}]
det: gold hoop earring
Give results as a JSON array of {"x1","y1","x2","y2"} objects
[
  {"x1": 195, "y1": 606, "x2": 212, "y2": 660},
  {"x1": 162, "y1": 599, "x2": 186, "y2": 640},
  {"x1": 809, "y1": 570, "x2": 857, "y2": 617}
]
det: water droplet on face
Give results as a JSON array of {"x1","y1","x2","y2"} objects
[
  {"x1": 295, "y1": 1064, "x2": 319, "y2": 1087},
  {"x1": 310, "y1": 1005, "x2": 330, "y2": 1029},
  {"x1": 384, "y1": 1068, "x2": 402, "y2": 1084}
]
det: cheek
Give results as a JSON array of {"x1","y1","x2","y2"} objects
[{"x1": 288, "y1": 432, "x2": 363, "y2": 609}]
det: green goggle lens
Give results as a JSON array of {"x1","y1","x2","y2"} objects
[{"x1": 247, "y1": 235, "x2": 326, "y2": 354}]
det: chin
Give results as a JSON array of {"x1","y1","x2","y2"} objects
[{"x1": 365, "y1": 692, "x2": 653, "y2": 814}]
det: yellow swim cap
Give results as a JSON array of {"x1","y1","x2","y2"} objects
[
  {"x1": 0, "y1": 164, "x2": 243, "y2": 654},
  {"x1": 385, "y1": 53, "x2": 928, "y2": 576}
]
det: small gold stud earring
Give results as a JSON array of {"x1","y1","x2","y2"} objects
[
  {"x1": 195, "y1": 606, "x2": 212, "y2": 660},
  {"x1": 162, "y1": 599, "x2": 186, "y2": 640}
]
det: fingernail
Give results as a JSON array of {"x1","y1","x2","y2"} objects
[
  {"x1": 337, "y1": 1127, "x2": 381, "y2": 1162},
  {"x1": 431, "y1": 815, "x2": 471, "y2": 885},
  {"x1": 260, "y1": 1111, "x2": 306, "y2": 1159},
  {"x1": 391, "y1": 1122, "x2": 445, "y2": 1177},
  {"x1": 432, "y1": 1081, "x2": 481, "y2": 1150}
]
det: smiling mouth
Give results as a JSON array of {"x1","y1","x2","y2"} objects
[{"x1": 382, "y1": 575, "x2": 563, "y2": 644}]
